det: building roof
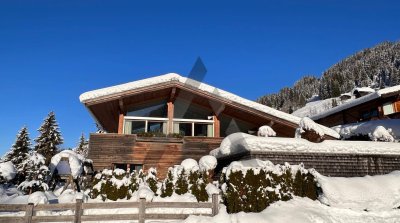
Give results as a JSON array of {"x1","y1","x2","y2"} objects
[
  {"x1": 311, "y1": 85, "x2": 400, "y2": 120},
  {"x1": 80, "y1": 73, "x2": 340, "y2": 138}
]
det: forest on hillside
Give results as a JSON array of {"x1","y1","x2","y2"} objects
[{"x1": 257, "y1": 41, "x2": 400, "y2": 113}]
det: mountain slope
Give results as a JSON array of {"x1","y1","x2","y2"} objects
[{"x1": 257, "y1": 41, "x2": 400, "y2": 113}]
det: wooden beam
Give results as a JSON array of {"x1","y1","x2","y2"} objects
[
  {"x1": 167, "y1": 101, "x2": 174, "y2": 134},
  {"x1": 213, "y1": 115, "x2": 220, "y2": 137},
  {"x1": 118, "y1": 112, "x2": 124, "y2": 134},
  {"x1": 119, "y1": 98, "x2": 125, "y2": 113},
  {"x1": 169, "y1": 87, "x2": 177, "y2": 102}
]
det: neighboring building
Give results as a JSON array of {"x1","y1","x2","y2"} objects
[
  {"x1": 80, "y1": 73, "x2": 338, "y2": 177},
  {"x1": 311, "y1": 85, "x2": 400, "y2": 127}
]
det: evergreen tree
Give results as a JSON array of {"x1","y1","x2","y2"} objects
[
  {"x1": 18, "y1": 152, "x2": 49, "y2": 194},
  {"x1": 2, "y1": 127, "x2": 31, "y2": 183},
  {"x1": 160, "y1": 168, "x2": 174, "y2": 197},
  {"x1": 75, "y1": 133, "x2": 89, "y2": 158},
  {"x1": 34, "y1": 112, "x2": 63, "y2": 165},
  {"x1": 174, "y1": 169, "x2": 188, "y2": 195},
  {"x1": 146, "y1": 168, "x2": 158, "y2": 194}
]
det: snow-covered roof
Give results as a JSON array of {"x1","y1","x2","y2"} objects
[
  {"x1": 210, "y1": 133, "x2": 400, "y2": 158},
  {"x1": 353, "y1": 87, "x2": 375, "y2": 93},
  {"x1": 80, "y1": 73, "x2": 339, "y2": 138},
  {"x1": 311, "y1": 85, "x2": 400, "y2": 120}
]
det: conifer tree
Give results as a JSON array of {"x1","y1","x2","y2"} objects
[
  {"x1": 18, "y1": 152, "x2": 49, "y2": 194},
  {"x1": 146, "y1": 168, "x2": 158, "y2": 194},
  {"x1": 160, "y1": 168, "x2": 174, "y2": 197},
  {"x1": 34, "y1": 112, "x2": 63, "y2": 165},
  {"x1": 174, "y1": 168, "x2": 188, "y2": 195},
  {"x1": 2, "y1": 127, "x2": 31, "y2": 184},
  {"x1": 75, "y1": 133, "x2": 89, "y2": 158}
]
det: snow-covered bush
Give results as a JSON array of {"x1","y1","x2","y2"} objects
[
  {"x1": 175, "y1": 168, "x2": 189, "y2": 195},
  {"x1": 146, "y1": 168, "x2": 158, "y2": 194},
  {"x1": 0, "y1": 161, "x2": 17, "y2": 184},
  {"x1": 49, "y1": 150, "x2": 84, "y2": 179},
  {"x1": 257, "y1": 125, "x2": 276, "y2": 137},
  {"x1": 160, "y1": 168, "x2": 174, "y2": 198},
  {"x1": 28, "y1": 191, "x2": 49, "y2": 205},
  {"x1": 90, "y1": 168, "x2": 135, "y2": 201},
  {"x1": 369, "y1": 126, "x2": 395, "y2": 142},
  {"x1": 220, "y1": 160, "x2": 317, "y2": 213},
  {"x1": 18, "y1": 152, "x2": 49, "y2": 194},
  {"x1": 296, "y1": 117, "x2": 325, "y2": 142}
]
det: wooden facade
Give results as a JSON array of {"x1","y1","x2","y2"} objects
[
  {"x1": 88, "y1": 133, "x2": 222, "y2": 178},
  {"x1": 314, "y1": 93, "x2": 400, "y2": 127}
]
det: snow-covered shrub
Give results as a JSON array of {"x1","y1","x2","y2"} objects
[
  {"x1": 18, "y1": 152, "x2": 49, "y2": 194},
  {"x1": 175, "y1": 168, "x2": 189, "y2": 195},
  {"x1": 296, "y1": 117, "x2": 325, "y2": 142},
  {"x1": 189, "y1": 171, "x2": 209, "y2": 202},
  {"x1": 49, "y1": 150, "x2": 84, "y2": 179},
  {"x1": 90, "y1": 168, "x2": 134, "y2": 201},
  {"x1": 220, "y1": 160, "x2": 317, "y2": 213},
  {"x1": 257, "y1": 125, "x2": 276, "y2": 137},
  {"x1": 146, "y1": 168, "x2": 158, "y2": 194},
  {"x1": 369, "y1": 126, "x2": 395, "y2": 142},
  {"x1": 137, "y1": 185, "x2": 154, "y2": 201},
  {"x1": 0, "y1": 161, "x2": 17, "y2": 184},
  {"x1": 160, "y1": 168, "x2": 174, "y2": 198}
]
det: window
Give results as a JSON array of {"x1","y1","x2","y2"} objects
[
  {"x1": 361, "y1": 108, "x2": 379, "y2": 120},
  {"x1": 126, "y1": 100, "x2": 167, "y2": 118},
  {"x1": 173, "y1": 121, "x2": 213, "y2": 137},
  {"x1": 174, "y1": 98, "x2": 212, "y2": 119},
  {"x1": 220, "y1": 114, "x2": 257, "y2": 137},
  {"x1": 114, "y1": 163, "x2": 127, "y2": 171},
  {"x1": 383, "y1": 102, "x2": 395, "y2": 115},
  {"x1": 130, "y1": 164, "x2": 143, "y2": 173},
  {"x1": 124, "y1": 119, "x2": 167, "y2": 134}
]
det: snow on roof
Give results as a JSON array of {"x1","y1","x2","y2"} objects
[
  {"x1": 210, "y1": 133, "x2": 400, "y2": 158},
  {"x1": 311, "y1": 85, "x2": 400, "y2": 120},
  {"x1": 353, "y1": 87, "x2": 375, "y2": 93},
  {"x1": 340, "y1": 93, "x2": 352, "y2": 97},
  {"x1": 332, "y1": 119, "x2": 400, "y2": 140},
  {"x1": 80, "y1": 73, "x2": 339, "y2": 138}
]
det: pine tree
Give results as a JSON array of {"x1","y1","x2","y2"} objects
[
  {"x1": 34, "y1": 112, "x2": 63, "y2": 165},
  {"x1": 146, "y1": 168, "x2": 158, "y2": 194},
  {"x1": 75, "y1": 133, "x2": 89, "y2": 158},
  {"x1": 2, "y1": 127, "x2": 31, "y2": 184},
  {"x1": 18, "y1": 152, "x2": 49, "y2": 194}
]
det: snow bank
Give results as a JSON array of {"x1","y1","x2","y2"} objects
[
  {"x1": 369, "y1": 126, "x2": 395, "y2": 142},
  {"x1": 257, "y1": 125, "x2": 276, "y2": 137},
  {"x1": 205, "y1": 184, "x2": 219, "y2": 197},
  {"x1": 332, "y1": 119, "x2": 400, "y2": 141},
  {"x1": 27, "y1": 191, "x2": 48, "y2": 206},
  {"x1": 49, "y1": 150, "x2": 83, "y2": 179},
  {"x1": 211, "y1": 133, "x2": 400, "y2": 158},
  {"x1": 315, "y1": 171, "x2": 400, "y2": 210},
  {"x1": 137, "y1": 185, "x2": 154, "y2": 201},
  {"x1": 183, "y1": 197, "x2": 400, "y2": 223},
  {"x1": 79, "y1": 73, "x2": 339, "y2": 139},
  {"x1": 58, "y1": 189, "x2": 87, "y2": 203},
  {"x1": 199, "y1": 156, "x2": 217, "y2": 172},
  {"x1": 0, "y1": 161, "x2": 16, "y2": 181},
  {"x1": 181, "y1": 159, "x2": 199, "y2": 173}
]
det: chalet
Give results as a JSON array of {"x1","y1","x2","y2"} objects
[
  {"x1": 80, "y1": 73, "x2": 339, "y2": 177},
  {"x1": 311, "y1": 85, "x2": 400, "y2": 127}
]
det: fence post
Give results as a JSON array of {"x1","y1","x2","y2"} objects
[
  {"x1": 74, "y1": 199, "x2": 83, "y2": 223},
  {"x1": 25, "y1": 203, "x2": 34, "y2": 223},
  {"x1": 139, "y1": 198, "x2": 145, "y2": 223},
  {"x1": 212, "y1": 194, "x2": 219, "y2": 216}
]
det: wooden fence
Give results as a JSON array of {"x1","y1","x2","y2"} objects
[{"x1": 0, "y1": 194, "x2": 219, "y2": 223}]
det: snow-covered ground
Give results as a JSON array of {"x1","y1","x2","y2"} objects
[{"x1": 184, "y1": 197, "x2": 400, "y2": 223}]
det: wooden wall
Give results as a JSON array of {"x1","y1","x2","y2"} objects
[
  {"x1": 88, "y1": 133, "x2": 223, "y2": 178},
  {"x1": 316, "y1": 96, "x2": 400, "y2": 127},
  {"x1": 216, "y1": 151, "x2": 400, "y2": 177}
]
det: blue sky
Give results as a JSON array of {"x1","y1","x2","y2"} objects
[{"x1": 0, "y1": 0, "x2": 399, "y2": 156}]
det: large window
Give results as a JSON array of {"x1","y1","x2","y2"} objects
[
  {"x1": 126, "y1": 99, "x2": 167, "y2": 118},
  {"x1": 220, "y1": 114, "x2": 257, "y2": 137},
  {"x1": 124, "y1": 118, "x2": 167, "y2": 134},
  {"x1": 174, "y1": 98, "x2": 212, "y2": 119},
  {"x1": 173, "y1": 120, "x2": 213, "y2": 137}
]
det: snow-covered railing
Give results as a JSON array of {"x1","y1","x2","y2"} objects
[{"x1": 0, "y1": 194, "x2": 219, "y2": 223}]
